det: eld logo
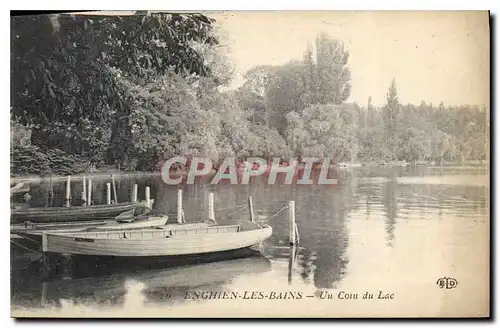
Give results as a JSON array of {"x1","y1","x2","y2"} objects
[{"x1": 436, "y1": 277, "x2": 458, "y2": 289}]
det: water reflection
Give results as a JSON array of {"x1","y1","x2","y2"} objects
[
  {"x1": 382, "y1": 179, "x2": 398, "y2": 246},
  {"x1": 12, "y1": 255, "x2": 271, "y2": 309}
]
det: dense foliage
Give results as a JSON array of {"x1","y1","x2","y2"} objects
[{"x1": 11, "y1": 12, "x2": 488, "y2": 176}]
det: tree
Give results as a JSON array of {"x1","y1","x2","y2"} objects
[
  {"x1": 11, "y1": 12, "x2": 220, "y2": 168},
  {"x1": 315, "y1": 33, "x2": 351, "y2": 104},
  {"x1": 285, "y1": 103, "x2": 358, "y2": 160},
  {"x1": 382, "y1": 79, "x2": 400, "y2": 160},
  {"x1": 240, "y1": 34, "x2": 352, "y2": 138},
  {"x1": 237, "y1": 65, "x2": 276, "y2": 126}
]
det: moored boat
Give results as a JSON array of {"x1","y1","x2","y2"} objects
[
  {"x1": 42, "y1": 221, "x2": 272, "y2": 257},
  {"x1": 10, "y1": 182, "x2": 30, "y2": 196},
  {"x1": 13, "y1": 215, "x2": 168, "y2": 235},
  {"x1": 11, "y1": 204, "x2": 168, "y2": 252},
  {"x1": 10, "y1": 202, "x2": 139, "y2": 225}
]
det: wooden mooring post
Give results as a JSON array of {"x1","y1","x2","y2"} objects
[
  {"x1": 65, "y1": 176, "x2": 71, "y2": 207},
  {"x1": 208, "y1": 192, "x2": 215, "y2": 222},
  {"x1": 248, "y1": 196, "x2": 255, "y2": 222},
  {"x1": 288, "y1": 200, "x2": 297, "y2": 246},
  {"x1": 82, "y1": 176, "x2": 87, "y2": 206},
  {"x1": 87, "y1": 179, "x2": 92, "y2": 206},
  {"x1": 132, "y1": 184, "x2": 138, "y2": 203},
  {"x1": 177, "y1": 188, "x2": 183, "y2": 224},
  {"x1": 48, "y1": 176, "x2": 54, "y2": 207},
  {"x1": 111, "y1": 174, "x2": 118, "y2": 204},
  {"x1": 106, "y1": 183, "x2": 112, "y2": 205},
  {"x1": 145, "y1": 186, "x2": 151, "y2": 209},
  {"x1": 288, "y1": 244, "x2": 297, "y2": 285}
]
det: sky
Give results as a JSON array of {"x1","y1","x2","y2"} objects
[{"x1": 208, "y1": 11, "x2": 490, "y2": 107}]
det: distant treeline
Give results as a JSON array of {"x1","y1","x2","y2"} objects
[{"x1": 10, "y1": 13, "x2": 489, "y2": 176}]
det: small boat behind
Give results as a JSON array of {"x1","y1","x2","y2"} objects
[
  {"x1": 10, "y1": 202, "x2": 140, "y2": 225},
  {"x1": 12, "y1": 203, "x2": 167, "y2": 234},
  {"x1": 42, "y1": 221, "x2": 273, "y2": 257},
  {"x1": 10, "y1": 182, "x2": 30, "y2": 196}
]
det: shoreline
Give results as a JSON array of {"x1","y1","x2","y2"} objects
[
  {"x1": 10, "y1": 171, "x2": 162, "y2": 184},
  {"x1": 10, "y1": 162, "x2": 489, "y2": 185}
]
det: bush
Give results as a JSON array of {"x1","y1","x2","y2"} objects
[{"x1": 11, "y1": 145, "x2": 89, "y2": 176}]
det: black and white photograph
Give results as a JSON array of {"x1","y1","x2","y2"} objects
[{"x1": 9, "y1": 10, "x2": 490, "y2": 318}]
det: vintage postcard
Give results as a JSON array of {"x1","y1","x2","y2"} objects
[{"x1": 10, "y1": 10, "x2": 490, "y2": 318}]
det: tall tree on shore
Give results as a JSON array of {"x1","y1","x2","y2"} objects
[
  {"x1": 315, "y1": 33, "x2": 351, "y2": 105},
  {"x1": 382, "y1": 79, "x2": 400, "y2": 160},
  {"x1": 301, "y1": 42, "x2": 317, "y2": 107}
]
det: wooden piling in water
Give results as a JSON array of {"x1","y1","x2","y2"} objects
[
  {"x1": 248, "y1": 196, "x2": 255, "y2": 222},
  {"x1": 145, "y1": 186, "x2": 151, "y2": 209},
  {"x1": 106, "y1": 183, "x2": 111, "y2": 205},
  {"x1": 294, "y1": 222, "x2": 300, "y2": 245},
  {"x1": 87, "y1": 179, "x2": 92, "y2": 206},
  {"x1": 48, "y1": 176, "x2": 54, "y2": 207},
  {"x1": 111, "y1": 175, "x2": 118, "y2": 204},
  {"x1": 65, "y1": 176, "x2": 71, "y2": 207},
  {"x1": 288, "y1": 245, "x2": 297, "y2": 285},
  {"x1": 208, "y1": 192, "x2": 215, "y2": 222},
  {"x1": 289, "y1": 200, "x2": 296, "y2": 246},
  {"x1": 132, "y1": 184, "x2": 138, "y2": 203},
  {"x1": 177, "y1": 188, "x2": 183, "y2": 224},
  {"x1": 82, "y1": 176, "x2": 87, "y2": 206}
]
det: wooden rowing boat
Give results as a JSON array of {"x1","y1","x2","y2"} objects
[
  {"x1": 10, "y1": 182, "x2": 30, "y2": 196},
  {"x1": 10, "y1": 202, "x2": 139, "y2": 224},
  {"x1": 11, "y1": 204, "x2": 168, "y2": 252},
  {"x1": 15, "y1": 216, "x2": 168, "y2": 234},
  {"x1": 42, "y1": 221, "x2": 272, "y2": 257}
]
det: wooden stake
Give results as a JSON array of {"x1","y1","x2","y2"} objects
[
  {"x1": 82, "y1": 176, "x2": 87, "y2": 206},
  {"x1": 132, "y1": 184, "x2": 138, "y2": 203},
  {"x1": 248, "y1": 196, "x2": 255, "y2": 222},
  {"x1": 111, "y1": 175, "x2": 118, "y2": 204},
  {"x1": 87, "y1": 179, "x2": 92, "y2": 206},
  {"x1": 65, "y1": 176, "x2": 71, "y2": 207},
  {"x1": 42, "y1": 232, "x2": 48, "y2": 252},
  {"x1": 288, "y1": 244, "x2": 297, "y2": 285},
  {"x1": 145, "y1": 186, "x2": 151, "y2": 209},
  {"x1": 177, "y1": 188, "x2": 183, "y2": 224},
  {"x1": 208, "y1": 192, "x2": 215, "y2": 222},
  {"x1": 48, "y1": 175, "x2": 54, "y2": 207},
  {"x1": 289, "y1": 200, "x2": 296, "y2": 246},
  {"x1": 294, "y1": 222, "x2": 300, "y2": 245},
  {"x1": 106, "y1": 183, "x2": 111, "y2": 205}
]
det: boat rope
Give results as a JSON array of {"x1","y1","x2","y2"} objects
[
  {"x1": 167, "y1": 204, "x2": 249, "y2": 218},
  {"x1": 259, "y1": 205, "x2": 289, "y2": 221},
  {"x1": 215, "y1": 204, "x2": 247, "y2": 211},
  {"x1": 220, "y1": 205, "x2": 249, "y2": 220},
  {"x1": 10, "y1": 239, "x2": 41, "y2": 254}
]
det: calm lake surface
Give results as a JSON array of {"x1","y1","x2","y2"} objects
[{"x1": 10, "y1": 166, "x2": 490, "y2": 317}]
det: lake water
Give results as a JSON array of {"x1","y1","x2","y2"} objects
[{"x1": 10, "y1": 166, "x2": 490, "y2": 317}]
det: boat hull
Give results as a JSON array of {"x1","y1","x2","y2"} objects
[
  {"x1": 11, "y1": 216, "x2": 170, "y2": 253},
  {"x1": 44, "y1": 225, "x2": 273, "y2": 257},
  {"x1": 11, "y1": 203, "x2": 138, "y2": 224}
]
